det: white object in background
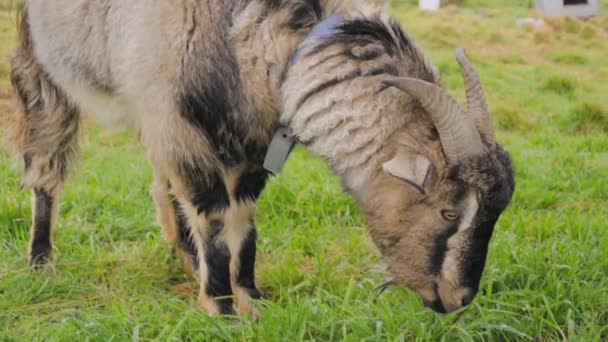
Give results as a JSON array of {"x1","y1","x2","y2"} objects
[
  {"x1": 419, "y1": 0, "x2": 441, "y2": 11},
  {"x1": 536, "y1": 0, "x2": 599, "y2": 18},
  {"x1": 516, "y1": 17, "x2": 545, "y2": 29}
]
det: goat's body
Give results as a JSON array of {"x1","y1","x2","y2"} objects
[
  {"x1": 10, "y1": 0, "x2": 514, "y2": 316},
  {"x1": 10, "y1": 0, "x2": 432, "y2": 316}
]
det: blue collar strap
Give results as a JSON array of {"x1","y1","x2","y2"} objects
[{"x1": 291, "y1": 15, "x2": 345, "y2": 64}]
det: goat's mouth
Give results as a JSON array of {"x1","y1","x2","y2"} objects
[
  {"x1": 419, "y1": 281, "x2": 475, "y2": 313},
  {"x1": 373, "y1": 280, "x2": 447, "y2": 313},
  {"x1": 377, "y1": 280, "x2": 473, "y2": 314},
  {"x1": 422, "y1": 295, "x2": 448, "y2": 313}
]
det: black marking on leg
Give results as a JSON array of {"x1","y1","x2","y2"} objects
[
  {"x1": 237, "y1": 227, "x2": 261, "y2": 298},
  {"x1": 208, "y1": 220, "x2": 223, "y2": 238},
  {"x1": 204, "y1": 220, "x2": 235, "y2": 315},
  {"x1": 30, "y1": 189, "x2": 53, "y2": 265},
  {"x1": 179, "y1": 165, "x2": 230, "y2": 215},
  {"x1": 235, "y1": 170, "x2": 269, "y2": 203},
  {"x1": 171, "y1": 196, "x2": 200, "y2": 269}
]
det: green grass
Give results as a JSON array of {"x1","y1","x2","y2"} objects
[{"x1": 2, "y1": 2, "x2": 608, "y2": 341}]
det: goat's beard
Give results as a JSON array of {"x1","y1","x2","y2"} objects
[{"x1": 374, "y1": 279, "x2": 397, "y2": 300}]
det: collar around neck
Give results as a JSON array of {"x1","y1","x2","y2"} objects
[
  {"x1": 291, "y1": 15, "x2": 345, "y2": 64},
  {"x1": 264, "y1": 16, "x2": 345, "y2": 174}
]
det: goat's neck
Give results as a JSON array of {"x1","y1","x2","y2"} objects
[
  {"x1": 280, "y1": 51, "x2": 408, "y2": 192},
  {"x1": 232, "y1": 3, "x2": 407, "y2": 191},
  {"x1": 231, "y1": 1, "x2": 388, "y2": 132}
]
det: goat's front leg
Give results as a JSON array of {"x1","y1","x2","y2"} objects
[
  {"x1": 222, "y1": 201, "x2": 262, "y2": 318},
  {"x1": 223, "y1": 168, "x2": 268, "y2": 317},
  {"x1": 173, "y1": 166, "x2": 267, "y2": 317},
  {"x1": 173, "y1": 172, "x2": 236, "y2": 316},
  {"x1": 194, "y1": 168, "x2": 268, "y2": 317}
]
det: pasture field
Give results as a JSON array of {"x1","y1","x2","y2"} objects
[{"x1": 1, "y1": 1, "x2": 607, "y2": 340}]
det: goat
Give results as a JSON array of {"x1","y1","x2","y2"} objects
[{"x1": 9, "y1": 0, "x2": 514, "y2": 316}]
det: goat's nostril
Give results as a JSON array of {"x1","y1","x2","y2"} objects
[
  {"x1": 460, "y1": 293, "x2": 474, "y2": 307},
  {"x1": 423, "y1": 298, "x2": 447, "y2": 314}
]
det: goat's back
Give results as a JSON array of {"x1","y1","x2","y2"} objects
[{"x1": 23, "y1": 0, "x2": 239, "y2": 125}]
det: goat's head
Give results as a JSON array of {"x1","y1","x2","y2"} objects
[{"x1": 363, "y1": 48, "x2": 515, "y2": 313}]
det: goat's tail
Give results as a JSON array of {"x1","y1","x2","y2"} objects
[
  {"x1": 8, "y1": 2, "x2": 81, "y2": 193},
  {"x1": 7, "y1": 1, "x2": 33, "y2": 156}
]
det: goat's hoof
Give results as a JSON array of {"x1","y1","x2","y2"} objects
[
  {"x1": 236, "y1": 287, "x2": 262, "y2": 320},
  {"x1": 199, "y1": 294, "x2": 237, "y2": 318},
  {"x1": 29, "y1": 248, "x2": 52, "y2": 267}
]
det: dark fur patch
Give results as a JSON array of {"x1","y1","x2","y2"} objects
[
  {"x1": 428, "y1": 222, "x2": 458, "y2": 275},
  {"x1": 364, "y1": 64, "x2": 400, "y2": 78},
  {"x1": 460, "y1": 218, "x2": 497, "y2": 289},
  {"x1": 347, "y1": 45, "x2": 385, "y2": 61},
  {"x1": 262, "y1": 0, "x2": 322, "y2": 30},
  {"x1": 443, "y1": 145, "x2": 515, "y2": 288},
  {"x1": 204, "y1": 235, "x2": 235, "y2": 315},
  {"x1": 336, "y1": 20, "x2": 401, "y2": 55},
  {"x1": 304, "y1": 18, "x2": 436, "y2": 83},
  {"x1": 171, "y1": 196, "x2": 200, "y2": 269},
  {"x1": 295, "y1": 64, "x2": 397, "y2": 111},
  {"x1": 245, "y1": 141, "x2": 270, "y2": 166},
  {"x1": 295, "y1": 69, "x2": 356, "y2": 110},
  {"x1": 208, "y1": 219, "x2": 224, "y2": 237},
  {"x1": 287, "y1": 0, "x2": 323, "y2": 30},
  {"x1": 30, "y1": 189, "x2": 53, "y2": 264},
  {"x1": 452, "y1": 146, "x2": 515, "y2": 221},
  {"x1": 191, "y1": 176, "x2": 230, "y2": 215},
  {"x1": 180, "y1": 66, "x2": 245, "y2": 166},
  {"x1": 260, "y1": 0, "x2": 283, "y2": 10},
  {"x1": 427, "y1": 128, "x2": 440, "y2": 141},
  {"x1": 178, "y1": 162, "x2": 230, "y2": 215},
  {"x1": 236, "y1": 228, "x2": 258, "y2": 294},
  {"x1": 426, "y1": 298, "x2": 447, "y2": 313},
  {"x1": 235, "y1": 170, "x2": 269, "y2": 203},
  {"x1": 178, "y1": 5, "x2": 272, "y2": 167}
]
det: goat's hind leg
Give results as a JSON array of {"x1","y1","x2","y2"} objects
[
  {"x1": 150, "y1": 174, "x2": 198, "y2": 278},
  {"x1": 10, "y1": 25, "x2": 80, "y2": 266}
]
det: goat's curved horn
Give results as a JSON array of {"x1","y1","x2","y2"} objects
[
  {"x1": 455, "y1": 47, "x2": 495, "y2": 146},
  {"x1": 383, "y1": 77, "x2": 486, "y2": 163}
]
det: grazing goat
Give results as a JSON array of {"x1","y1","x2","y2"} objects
[{"x1": 9, "y1": 0, "x2": 514, "y2": 316}]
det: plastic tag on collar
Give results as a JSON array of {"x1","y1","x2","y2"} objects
[{"x1": 263, "y1": 126, "x2": 296, "y2": 174}]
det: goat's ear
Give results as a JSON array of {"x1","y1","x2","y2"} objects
[{"x1": 382, "y1": 151, "x2": 432, "y2": 194}]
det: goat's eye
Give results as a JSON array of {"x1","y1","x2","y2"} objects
[{"x1": 441, "y1": 210, "x2": 459, "y2": 221}]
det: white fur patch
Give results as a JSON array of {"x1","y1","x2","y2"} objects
[{"x1": 440, "y1": 193, "x2": 479, "y2": 287}]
